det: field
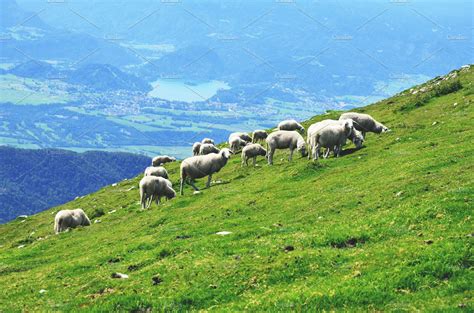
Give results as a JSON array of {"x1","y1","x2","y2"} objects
[{"x1": 0, "y1": 66, "x2": 472, "y2": 311}]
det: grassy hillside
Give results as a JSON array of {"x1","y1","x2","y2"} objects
[{"x1": 0, "y1": 66, "x2": 472, "y2": 311}]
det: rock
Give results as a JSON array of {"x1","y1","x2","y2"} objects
[
  {"x1": 18, "y1": 245, "x2": 25, "y2": 249},
  {"x1": 453, "y1": 102, "x2": 458, "y2": 107},
  {"x1": 424, "y1": 239, "x2": 434, "y2": 245},
  {"x1": 284, "y1": 245, "x2": 295, "y2": 252},
  {"x1": 39, "y1": 289, "x2": 47, "y2": 294},
  {"x1": 396, "y1": 137, "x2": 401, "y2": 141},
  {"x1": 108, "y1": 210, "x2": 116, "y2": 214},
  {"x1": 94, "y1": 219, "x2": 101, "y2": 224},
  {"x1": 193, "y1": 191, "x2": 201, "y2": 195},
  {"x1": 126, "y1": 186, "x2": 135, "y2": 191},
  {"x1": 216, "y1": 231, "x2": 232, "y2": 236},
  {"x1": 111, "y1": 272, "x2": 128, "y2": 279},
  {"x1": 209, "y1": 284, "x2": 217, "y2": 289},
  {"x1": 432, "y1": 121, "x2": 438, "y2": 126},
  {"x1": 395, "y1": 191, "x2": 404, "y2": 197},
  {"x1": 17, "y1": 215, "x2": 28, "y2": 219},
  {"x1": 112, "y1": 183, "x2": 117, "y2": 187}
]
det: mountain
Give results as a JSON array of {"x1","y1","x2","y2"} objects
[
  {"x1": 0, "y1": 147, "x2": 151, "y2": 223},
  {"x1": 67, "y1": 64, "x2": 151, "y2": 92},
  {"x1": 0, "y1": 66, "x2": 471, "y2": 311}
]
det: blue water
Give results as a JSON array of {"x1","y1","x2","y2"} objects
[{"x1": 149, "y1": 79, "x2": 230, "y2": 102}]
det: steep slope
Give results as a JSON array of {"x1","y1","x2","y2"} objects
[
  {"x1": 0, "y1": 66, "x2": 472, "y2": 311},
  {"x1": 0, "y1": 147, "x2": 150, "y2": 223}
]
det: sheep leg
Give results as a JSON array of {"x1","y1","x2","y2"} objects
[
  {"x1": 323, "y1": 148, "x2": 330, "y2": 159},
  {"x1": 267, "y1": 149, "x2": 274, "y2": 165},
  {"x1": 206, "y1": 175, "x2": 212, "y2": 188},
  {"x1": 252, "y1": 157, "x2": 257, "y2": 166},
  {"x1": 289, "y1": 149, "x2": 294, "y2": 162},
  {"x1": 187, "y1": 178, "x2": 200, "y2": 192},
  {"x1": 336, "y1": 145, "x2": 341, "y2": 158},
  {"x1": 315, "y1": 144, "x2": 320, "y2": 160}
]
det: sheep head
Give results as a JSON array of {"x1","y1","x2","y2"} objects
[{"x1": 221, "y1": 148, "x2": 233, "y2": 159}]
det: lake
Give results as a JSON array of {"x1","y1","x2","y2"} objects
[{"x1": 148, "y1": 79, "x2": 230, "y2": 102}]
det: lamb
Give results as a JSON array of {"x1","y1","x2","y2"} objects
[
  {"x1": 241, "y1": 143, "x2": 267, "y2": 166},
  {"x1": 277, "y1": 119, "x2": 305, "y2": 132},
  {"x1": 54, "y1": 209, "x2": 91, "y2": 234},
  {"x1": 307, "y1": 119, "x2": 364, "y2": 158},
  {"x1": 151, "y1": 155, "x2": 176, "y2": 166},
  {"x1": 313, "y1": 120, "x2": 354, "y2": 159},
  {"x1": 180, "y1": 148, "x2": 233, "y2": 195},
  {"x1": 199, "y1": 143, "x2": 220, "y2": 155},
  {"x1": 229, "y1": 132, "x2": 252, "y2": 143},
  {"x1": 201, "y1": 138, "x2": 214, "y2": 144},
  {"x1": 252, "y1": 130, "x2": 268, "y2": 142},
  {"x1": 192, "y1": 142, "x2": 202, "y2": 156},
  {"x1": 265, "y1": 130, "x2": 308, "y2": 165},
  {"x1": 139, "y1": 176, "x2": 176, "y2": 209},
  {"x1": 144, "y1": 166, "x2": 169, "y2": 179},
  {"x1": 339, "y1": 112, "x2": 389, "y2": 138}
]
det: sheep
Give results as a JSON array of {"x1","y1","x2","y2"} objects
[
  {"x1": 252, "y1": 130, "x2": 268, "y2": 142},
  {"x1": 277, "y1": 119, "x2": 305, "y2": 132},
  {"x1": 339, "y1": 112, "x2": 389, "y2": 138},
  {"x1": 139, "y1": 176, "x2": 176, "y2": 209},
  {"x1": 199, "y1": 143, "x2": 220, "y2": 155},
  {"x1": 54, "y1": 209, "x2": 91, "y2": 234},
  {"x1": 180, "y1": 148, "x2": 233, "y2": 195},
  {"x1": 192, "y1": 142, "x2": 202, "y2": 156},
  {"x1": 201, "y1": 138, "x2": 214, "y2": 144},
  {"x1": 144, "y1": 166, "x2": 169, "y2": 179},
  {"x1": 229, "y1": 132, "x2": 252, "y2": 143},
  {"x1": 265, "y1": 130, "x2": 308, "y2": 165},
  {"x1": 151, "y1": 155, "x2": 176, "y2": 166},
  {"x1": 241, "y1": 143, "x2": 267, "y2": 166},
  {"x1": 307, "y1": 119, "x2": 364, "y2": 158},
  {"x1": 229, "y1": 136, "x2": 249, "y2": 153},
  {"x1": 313, "y1": 120, "x2": 354, "y2": 159}
]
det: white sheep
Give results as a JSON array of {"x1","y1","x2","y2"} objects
[
  {"x1": 199, "y1": 143, "x2": 220, "y2": 155},
  {"x1": 144, "y1": 166, "x2": 169, "y2": 179},
  {"x1": 277, "y1": 119, "x2": 305, "y2": 132},
  {"x1": 192, "y1": 142, "x2": 202, "y2": 156},
  {"x1": 139, "y1": 176, "x2": 176, "y2": 209},
  {"x1": 307, "y1": 119, "x2": 364, "y2": 159},
  {"x1": 229, "y1": 136, "x2": 249, "y2": 153},
  {"x1": 241, "y1": 143, "x2": 267, "y2": 166},
  {"x1": 252, "y1": 130, "x2": 268, "y2": 142},
  {"x1": 54, "y1": 209, "x2": 91, "y2": 234},
  {"x1": 265, "y1": 130, "x2": 308, "y2": 165},
  {"x1": 151, "y1": 155, "x2": 176, "y2": 166},
  {"x1": 201, "y1": 138, "x2": 214, "y2": 144},
  {"x1": 180, "y1": 148, "x2": 233, "y2": 195},
  {"x1": 339, "y1": 112, "x2": 389, "y2": 138},
  {"x1": 229, "y1": 132, "x2": 252, "y2": 143},
  {"x1": 313, "y1": 120, "x2": 354, "y2": 159}
]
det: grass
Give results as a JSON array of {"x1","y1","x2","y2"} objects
[{"x1": 0, "y1": 66, "x2": 473, "y2": 311}]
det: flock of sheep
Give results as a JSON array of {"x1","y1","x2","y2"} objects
[{"x1": 53, "y1": 112, "x2": 389, "y2": 233}]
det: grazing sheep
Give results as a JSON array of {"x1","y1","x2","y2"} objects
[
  {"x1": 313, "y1": 120, "x2": 354, "y2": 159},
  {"x1": 229, "y1": 132, "x2": 252, "y2": 143},
  {"x1": 54, "y1": 209, "x2": 91, "y2": 234},
  {"x1": 201, "y1": 138, "x2": 214, "y2": 144},
  {"x1": 339, "y1": 112, "x2": 389, "y2": 138},
  {"x1": 180, "y1": 148, "x2": 233, "y2": 195},
  {"x1": 229, "y1": 136, "x2": 249, "y2": 153},
  {"x1": 144, "y1": 166, "x2": 169, "y2": 179},
  {"x1": 277, "y1": 119, "x2": 305, "y2": 132},
  {"x1": 265, "y1": 130, "x2": 308, "y2": 165},
  {"x1": 139, "y1": 176, "x2": 176, "y2": 209},
  {"x1": 199, "y1": 143, "x2": 220, "y2": 155},
  {"x1": 241, "y1": 143, "x2": 267, "y2": 166},
  {"x1": 252, "y1": 130, "x2": 268, "y2": 142},
  {"x1": 192, "y1": 142, "x2": 202, "y2": 156},
  {"x1": 152, "y1": 155, "x2": 176, "y2": 166},
  {"x1": 307, "y1": 119, "x2": 363, "y2": 158}
]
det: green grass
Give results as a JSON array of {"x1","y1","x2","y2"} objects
[{"x1": 0, "y1": 66, "x2": 473, "y2": 311}]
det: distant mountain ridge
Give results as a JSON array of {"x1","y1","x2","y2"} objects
[
  {"x1": 0, "y1": 146, "x2": 150, "y2": 223},
  {"x1": 8, "y1": 61, "x2": 151, "y2": 92}
]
